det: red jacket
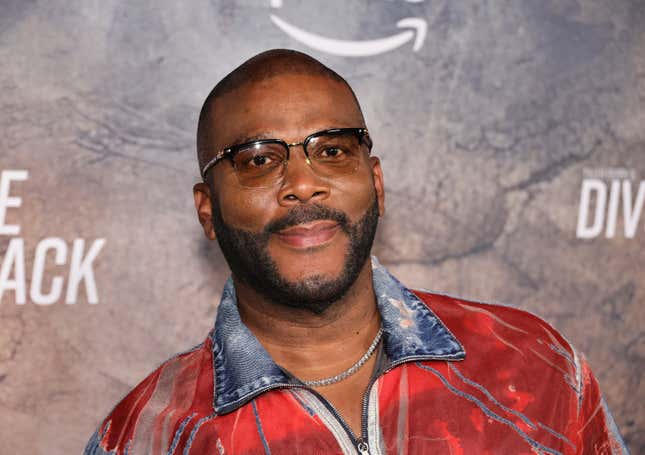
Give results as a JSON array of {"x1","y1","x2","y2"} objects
[{"x1": 85, "y1": 260, "x2": 627, "y2": 454}]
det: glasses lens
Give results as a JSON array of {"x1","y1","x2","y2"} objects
[
  {"x1": 306, "y1": 132, "x2": 364, "y2": 176},
  {"x1": 232, "y1": 142, "x2": 288, "y2": 187}
]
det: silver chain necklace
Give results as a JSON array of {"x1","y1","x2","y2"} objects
[{"x1": 300, "y1": 327, "x2": 384, "y2": 388}]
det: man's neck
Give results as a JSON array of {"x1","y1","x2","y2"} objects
[{"x1": 233, "y1": 260, "x2": 382, "y2": 382}]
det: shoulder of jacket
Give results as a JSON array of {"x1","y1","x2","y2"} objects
[
  {"x1": 411, "y1": 288, "x2": 575, "y2": 355},
  {"x1": 91, "y1": 336, "x2": 213, "y2": 453}
]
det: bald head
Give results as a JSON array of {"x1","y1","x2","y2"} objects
[{"x1": 196, "y1": 49, "x2": 365, "y2": 174}]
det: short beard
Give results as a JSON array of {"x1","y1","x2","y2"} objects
[{"x1": 211, "y1": 197, "x2": 379, "y2": 314}]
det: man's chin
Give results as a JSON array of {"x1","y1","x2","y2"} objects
[
  {"x1": 276, "y1": 277, "x2": 352, "y2": 314},
  {"x1": 272, "y1": 262, "x2": 344, "y2": 286},
  {"x1": 250, "y1": 267, "x2": 356, "y2": 313}
]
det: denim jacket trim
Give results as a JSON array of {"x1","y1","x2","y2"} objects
[{"x1": 211, "y1": 256, "x2": 466, "y2": 414}]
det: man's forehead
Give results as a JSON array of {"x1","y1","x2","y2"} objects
[
  {"x1": 209, "y1": 74, "x2": 364, "y2": 143},
  {"x1": 214, "y1": 72, "x2": 358, "y2": 112}
]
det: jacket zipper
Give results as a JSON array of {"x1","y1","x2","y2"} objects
[{"x1": 356, "y1": 376, "x2": 377, "y2": 454}]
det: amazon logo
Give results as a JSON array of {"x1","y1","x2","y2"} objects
[{"x1": 269, "y1": 0, "x2": 427, "y2": 57}]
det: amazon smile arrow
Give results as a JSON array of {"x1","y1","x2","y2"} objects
[{"x1": 270, "y1": 15, "x2": 427, "y2": 57}]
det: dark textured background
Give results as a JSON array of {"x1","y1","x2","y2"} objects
[{"x1": 0, "y1": 1, "x2": 643, "y2": 453}]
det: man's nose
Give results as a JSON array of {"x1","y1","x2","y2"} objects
[{"x1": 277, "y1": 145, "x2": 330, "y2": 205}]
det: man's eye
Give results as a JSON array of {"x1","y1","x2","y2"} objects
[
  {"x1": 239, "y1": 153, "x2": 276, "y2": 168},
  {"x1": 321, "y1": 147, "x2": 344, "y2": 158},
  {"x1": 251, "y1": 155, "x2": 272, "y2": 167}
]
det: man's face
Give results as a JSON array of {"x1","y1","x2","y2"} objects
[{"x1": 194, "y1": 73, "x2": 385, "y2": 312}]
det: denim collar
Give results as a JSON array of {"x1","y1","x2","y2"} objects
[{"x1": 211, "y1": 257, "x2": 465, "y2": 414}]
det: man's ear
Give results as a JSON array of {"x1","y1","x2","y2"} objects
[
  {"x1": 369, "y1": 156, "x2": 385, "y2": 216},
  {"x1": 193, "y1": 182, "x2": 216, "y2": 240}
]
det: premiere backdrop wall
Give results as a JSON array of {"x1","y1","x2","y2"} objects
[{"x1": 0, "y1": 1, "x2": 643, "y2": 453}]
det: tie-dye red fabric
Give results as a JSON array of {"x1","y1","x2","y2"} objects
[{"x1": 85, "y1": 290, "x2": 626, "y2": 454}]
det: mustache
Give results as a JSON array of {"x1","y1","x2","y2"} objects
[{"x1": 265, "y1": 204, "x2": 350, "y2": 234}]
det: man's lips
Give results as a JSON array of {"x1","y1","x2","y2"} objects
[{"x1": 274, "y1": 220, "x2": 341, "y2": 248}]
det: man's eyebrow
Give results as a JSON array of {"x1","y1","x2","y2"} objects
[
  {"x1": 226, "y1": 124, "x2": 363, "y2": 148},
  {"x1": 228, "y1": 132, "x2": 276, "y2": 146}
]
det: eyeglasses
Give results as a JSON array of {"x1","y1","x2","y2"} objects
[{"x1": 200, "y1": 127, "x2": 372, "y2": 188}]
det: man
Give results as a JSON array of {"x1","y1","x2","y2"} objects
[{"x1": 85, "y1": 49, "x2": 627, "y2": 454}]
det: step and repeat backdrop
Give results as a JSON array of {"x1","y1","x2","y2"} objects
[{"x1": 1, "y1": 1, "x2": 644, "y2": 453}]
